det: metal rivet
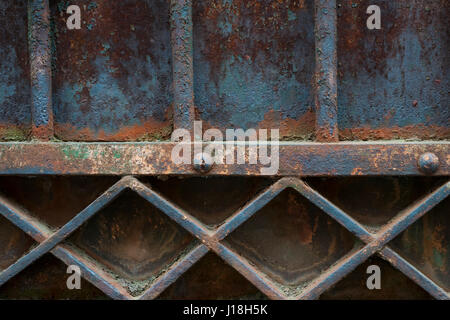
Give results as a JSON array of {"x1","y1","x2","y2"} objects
[
  {"x1": 418, "y1": 152, "x2": 439, "y2": 174},
  {"x1": 193, "y1": 153, "x2": 213, "y2": 174}
]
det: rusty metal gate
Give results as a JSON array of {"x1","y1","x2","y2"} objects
[{"x1": 0, "y1": 0, "x2": 448, "y2": 300}]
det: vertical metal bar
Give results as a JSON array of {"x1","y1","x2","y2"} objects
[
  {"x1": 171, "y1": 0, "x2": 195, "y2": 132},
  {"x1": 28, "y1": 0, "x2": 53, "y2": 140},
  {"x1": 314, "y1": 0, "x2": 338, "y2": 142}
]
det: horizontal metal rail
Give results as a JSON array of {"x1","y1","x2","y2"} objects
[{"x1": 0, "y1": 141, "x2": 448, "y2": 176}]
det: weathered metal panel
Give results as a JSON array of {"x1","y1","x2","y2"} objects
[
  {"x1": 0, "y1": 0, "x2": 448, "y2": 302},
  {"x1": 337, "y1": 0, "x2": 449, "y2": 140},
  {"x1": 51, "y1": 0, "x2": 173, "y2": 141},
  {"x1": 0, "y1": 1, "x2": 31, "y2": 141},
  {"x1": 193, "y1": 0, "x2": 316, "y2": 139},
  {"x1": 30, "y1": 0, "x2": 54, "y2": 139}
]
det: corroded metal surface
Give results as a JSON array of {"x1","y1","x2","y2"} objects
[
  {"x1": 51, "y1": 0, "x2": 173, "y2": 141},
  {"x1": 158, "y1": 252, "x2": 266, "y2": 299},
  {"x1": 193, "y1": 0, "x2": 316, "y2": 139},
  {"x1": 0, "y1": 216, "x2": 35, "y2": 270},
  {"x1": 315, "y1": 0, "x2": 338, "y2": 142},
  {"x1": 0, "y1": 176, "x2": 447, "y2": 299},
  {"x1": 171, "y1": 0, "x2": 195, "y2": 130},
  {"x1": 320, "y1": 256, "x2": 434, "y2": 299},
  {"x1": 0, "y1": 141, "x2": 448, "y2": 176},
  {"x1": 30, "y1": 0, "x2": 54, "y2": 140},
  {"x1": 224, "y1": 187, "x2": 357, "y2": 287},
  {"x1": 391, "y1": 197, "x2": 449, "y2": 292},
  {"x1": 1, "y1": 0, "x2": 448, "y2": 142},
  {"x1": 0, "y1": 0, "x2": 31, "y2": 141},
  {"x1": 0, "y1": 0, "x2": 449, "y2": 301},
  {"x1": 337, "y1": 0, "x2": 449, "y2": 140},
  {"x1": 69, "y1": 189, "x2": 195, "y2": 282},
  {"x1": 0, "y1": 254, "x2": 108, "y2": 299}
]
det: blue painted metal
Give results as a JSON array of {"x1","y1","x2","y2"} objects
[
  {"x1": 337, "y1": 0, "x2": 449, "y2": 140},
  {"x1": 193, "y1": 0, "x2": 316, "y2": 139},
  {"x1": 52, "y1": 244, "x2": 133, "y2": 300},
  {"x1": 51, "y1": 0, "x2": 173, "y2": 141},
  {"x1": 171, "y1": 0, "x2": 195, "y2": 131},
  {"x1": 0, "y1": 0, "x2": 448, "y2": 301},
  {"x1": 214, "y1": 179, "x2": 288, "y2": 240},
  {"x1": 314, "y1": 0, "x2": 338, "y2": 141},
  {"x1": 1, "y1": 175, "x2": 448, "y2": 299},
  {"x1": 0, "y1": 0, "x2": 31, "y2": 141},
  {"x1": 29, "y1": 0, "x2": 53, "y2": 140}
]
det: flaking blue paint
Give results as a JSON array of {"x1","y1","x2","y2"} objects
[
  {"x1": 0, "y1": 1, "x2": 31, "y2": 131},
  {"x1": 338, "y1": 1, "x2": 449, "y2": 134},
  {"x1": 52, "y1": 0, "x2": 173, "y2": 138},
  {"x1": 193, "y1": 0, "x2": 315, "y2": 131}
]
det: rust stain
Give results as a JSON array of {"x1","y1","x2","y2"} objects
[
  {"x1": 54, "y1": 118, "x2": 172, "y2": 142},
  {"x1": 340, "y1": 125, "x2": 450, "y2": 141},
  {"x1": 257, "y1": 109, "x2": 315, "y2": 140}
]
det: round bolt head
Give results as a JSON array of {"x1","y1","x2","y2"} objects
[
  {"x1": 193, "y1": 153, "x2": 213, "y2": 174},
  {"x1": 418, "y1": 152, "x2": 439, "y2": 174}
]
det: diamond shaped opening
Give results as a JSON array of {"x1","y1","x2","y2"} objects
[
  {"x1": 0, "y1": 176, "x2": 120, "y2": 228},
  {"x1": 158, "y1": 253, "x2": 267, "y2": 300},
  {"x1": 305, "y1": 177, "x2": 448, "y2": 230},
  {"x1": 146, "y1": 176, "x2": 273, "y2": 227},
  {"x1": 0, "y1": 254, "x2": 109, "y2": 299},
  {"x1": 390, "y1": 196, "x2": 449, "y2": 292},
  {"x1": 320, "y1": 256, "x2": 433, "y2": 300},
  {"x1": 68, "y1": 189, "x2": 196, "y2": 296},
  {"x1": 0, "y1": 214, "x2": 36, "y2": 271},
  {"x1": 223, "y1": 187, "x2": 361, "y2": 292}
]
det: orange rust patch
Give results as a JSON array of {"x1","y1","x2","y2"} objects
[
  {"x1": 351, "y1": 168, "x2": 364, "y2": 176},
  {"x1": 257, "y1": 109, "x2": 316, "y2": 140},
  {"x1": 316, "y1": 127, "x2": 339, "y2": 142},
  {"x1": 54, "y1": 119, "x2": 172, "y2": 141},
  {"x1": 340, "y1": 125, "x2": 450, "y2": 141},
  {"x1": 196, "y1": 109, "x2": 315, "y2": 140},
  {"x1": 32, "y1": 125, "x2": 54, "y2": 141}
]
